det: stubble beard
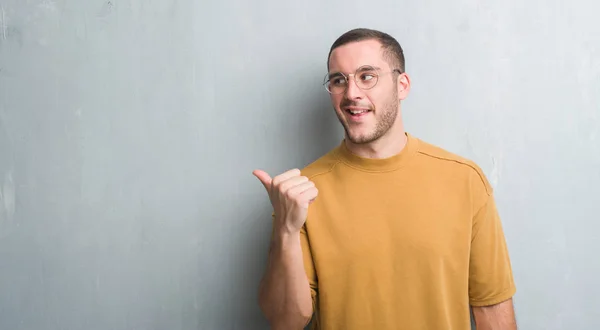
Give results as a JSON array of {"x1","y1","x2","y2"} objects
[{"x1": 339, "y1": 89, "x2": 400, "y2": 145}]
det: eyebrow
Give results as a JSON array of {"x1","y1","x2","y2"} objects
[
  {"x1": 326, "y1": 72, "x2": 344, "y2": 80},
  {"x1": 357, "y1": 65, "x2": 381, "y2": 72},
  {"x1": 328, "y1": 65, "x2": 382, "y2": 76}
]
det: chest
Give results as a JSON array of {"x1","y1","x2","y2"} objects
[{"x1": 305, "y1": 178, "x2": 472, "y2": 276}]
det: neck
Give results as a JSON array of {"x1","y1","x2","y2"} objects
[{"x1": 344, "y1": 125, "x2": 408, "y2": 159}]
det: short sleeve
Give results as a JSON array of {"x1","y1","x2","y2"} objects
[{"x1": 468, "y1": 194, "x2": 517, "y2": 306}]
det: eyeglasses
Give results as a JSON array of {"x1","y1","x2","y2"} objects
[{"x1": 323, "y1": 65, "x2": 402, "y2": 94}]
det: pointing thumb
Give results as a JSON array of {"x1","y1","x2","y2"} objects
[{"x1": 252, "y1": 169, "x2": 272, "y2": 192}]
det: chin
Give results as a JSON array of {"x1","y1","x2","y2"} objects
[{"x1": 346, "y1": 132, "x2": 377, "y2": 144}]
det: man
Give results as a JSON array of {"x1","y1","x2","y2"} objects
[{"x1": 253, "y1": 28, "x2": 517, "y2": 330}]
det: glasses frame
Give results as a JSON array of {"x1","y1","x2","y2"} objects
[{"x1": 323, "y1": 65, "x2": 403, "y2": 94}]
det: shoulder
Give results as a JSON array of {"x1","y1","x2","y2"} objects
[
  {"x1": 414, "y1": 136, "x2": 493, "y2": 196},
  {"x1": 299, "y1": 145, "x2": 342, "y2": 180}
]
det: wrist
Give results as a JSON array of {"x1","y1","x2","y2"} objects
[
  {"x1": 273, "y1": 225, "x2": 301, "y2": 246},
  {"x1": 273, "y1": 217, "x2": 302, "y2": 236}
]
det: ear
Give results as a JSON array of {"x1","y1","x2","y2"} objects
[{"x1": 397, "y1": 72, "x2": 411, "y2": 100}]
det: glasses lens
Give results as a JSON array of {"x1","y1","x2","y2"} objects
[
  {"x1": 323, "y1": 68, "x2": 381, "y2": 94},
  {"x1": 355, "y1": 69, "x2": 378, "y2": 90},
  {"x1": 324, "y1": 73, "x2": 347, "y2": 94}
]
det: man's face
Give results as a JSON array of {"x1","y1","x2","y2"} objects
[{"x1": 327, "y1": 39, "x2": 407, "y2": 144}]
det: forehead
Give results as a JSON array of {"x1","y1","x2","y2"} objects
[{"x1": 328, "y1": 39, "x2": 388, "y2": 73}]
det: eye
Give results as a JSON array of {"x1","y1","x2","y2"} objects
[
  {"x1": 331, "y1": 77, "x2": 347, "y2": 86},
  {"x1": 359, "y1": 72, "x2": 376, "y2": 81}
]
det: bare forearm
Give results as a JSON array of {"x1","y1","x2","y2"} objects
[
  {"x1": 472, "y1": 299, "x2": 517, "y2": 330},
  {"x1": 258, "y1": 230, "x2": 313, "y2": 329}
]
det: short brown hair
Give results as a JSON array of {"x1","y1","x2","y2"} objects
[{"x1": 327, "y1": 28, "x2": 405, "y2": 73}]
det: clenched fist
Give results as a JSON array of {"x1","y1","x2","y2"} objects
[{"x1": 253, "y1": 168, "x2": 318, "y2": 234}]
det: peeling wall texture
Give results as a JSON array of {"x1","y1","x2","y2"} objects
[{"x1": 0, "y1": 0, "x2": 599, "y2": 329}]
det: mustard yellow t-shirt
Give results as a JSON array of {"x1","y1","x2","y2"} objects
[{"x1": 298, "y1": 133, "x2": 516, "y2": 330}]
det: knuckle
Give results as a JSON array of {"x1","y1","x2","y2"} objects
[
  {"x1": 281, "y1": 182, "x2": 292, "y2": 193},
  {"x1": 284, "y1": 188, "x2": 296, "y2": 199},
  {"x1": 272, "y1": 176, "x2": 283, "y2": 187}
]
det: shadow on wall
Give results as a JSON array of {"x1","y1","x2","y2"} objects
[
  {"x1": 303, "y1": 91, "x2": 343, "y2": 163},
  {"x1": 291, "y1": 78, "x2": 344, "y2": 168}
]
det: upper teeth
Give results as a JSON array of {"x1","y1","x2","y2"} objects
[{"x1": 349, "y1": 109, "x2": 367, "y2": 114}]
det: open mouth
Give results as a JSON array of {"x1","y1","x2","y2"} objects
[{"x1": 345, "y1": 108, "x2": 372, "y2": 117}]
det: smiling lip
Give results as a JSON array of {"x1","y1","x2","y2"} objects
[{"x1": 344, "y1": 107, "x2": 372, "y2": 121}]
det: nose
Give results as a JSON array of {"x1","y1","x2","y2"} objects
[{"x1": 344, "y1": 75, "x2": 364, "y2": 100}]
